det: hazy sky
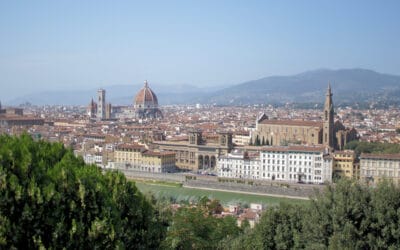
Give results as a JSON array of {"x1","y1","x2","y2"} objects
[{"x1": 0, "y1": 0, "x2": 399, "y2": 101}]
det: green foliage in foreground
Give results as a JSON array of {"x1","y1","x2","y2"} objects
[
  {"x1": 345, "y1": 140, "x2": 400, "y2": 155},
  {"x1": 0, "y1": 134, "x2": 166, "y2": 249},
  {"x1": 162, "y1": 196, "x2": 244, "y2": 250},
  {"x1": 226, "y1": 180, "x2": 400, "y2": 250},
  {"x1": 3, "y1": 134, "x2": 400, "y2": 249}
]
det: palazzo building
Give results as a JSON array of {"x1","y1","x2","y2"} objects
[
  {"x1": 251, "y1": 85, "x2": 357, "y2": 150},
  {"x1": 360, "y1": 153, "x2": 400, "y2": 186},
  {"x1": 217, "y1": 145, "x2": 333, "y2": 184},
  {"x1": 153, "y1": 130, "x2": 233, "y2": 171},
  {"x1": 113, "y1": 143, "x2": 176, "y2": 173},
  {"x1": 0, "y1": 104, "x2": 44, "y2": 127}
]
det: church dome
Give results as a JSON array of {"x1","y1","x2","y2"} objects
[{"x1": 134, "y1": 81, "x2": 158, "y2": 108}]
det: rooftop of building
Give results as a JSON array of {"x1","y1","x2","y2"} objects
[
  {"x1": 134, "y1": 80, "x2": 158, "y2": 106},
  {"x1": 259, "y1": 119, "x2": 322, "y2": 128},
  {"x1": 360, "y1": 153, "x2": 400, "y2": 160},
  {"x1": 261, "y1": 145, "x2": 328, "y2": 153}
]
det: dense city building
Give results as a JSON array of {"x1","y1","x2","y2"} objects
[
  {"x1": 0, "y1": 105, "x2": 44, "y2": 127},
  {"x1": 5, "y1": 83, "x2": 400, "y2": 187}
]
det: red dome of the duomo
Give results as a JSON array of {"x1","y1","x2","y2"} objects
[{"x1": 134, "y1": 81, "x2": 158, "y2": 108}]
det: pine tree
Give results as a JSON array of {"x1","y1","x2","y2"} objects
[{"x1": 255, "y1": 135, "x2": 260, "y2": 146}]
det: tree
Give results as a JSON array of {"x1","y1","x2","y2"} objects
[
  {"x1": 255, "y1": 135, "x2": 260, "y2": 146},
  {"x1": 163, "y1": 202, "x2": 241, "y2": 249},
  {"x1": 0, "y1": 134, "x2": 166, "y2": 249},
  {"x1": 225, "y1": 179, "x2": 400, "y2": 249}
]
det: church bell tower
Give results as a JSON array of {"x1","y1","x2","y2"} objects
[{"x1": 323, "y1": 83, "x2": 334, "y2": 148}]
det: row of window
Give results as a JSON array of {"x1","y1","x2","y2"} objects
[
  {"x1": 263, "y1": 154, "x2": 317, "y2": 160},
  {"x1": 262, "y1": 166, "x2": 315, "y2": 173}
]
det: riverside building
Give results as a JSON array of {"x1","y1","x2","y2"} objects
[{"x1": 217, "y1": 145, "x2": 333, "y2": 184}]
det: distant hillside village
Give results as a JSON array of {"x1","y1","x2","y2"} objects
[{"x1": 1, "y1": 82, "x2": 400, "y2": 187}]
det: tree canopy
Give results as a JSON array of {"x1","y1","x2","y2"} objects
[
  {"x1": 0, "y1": 134, "x2": 166, "y2": 249},
  {"x1": 225, "y1": 179, "x2": 400, "y2": 250},
  {"x1": 345, "y1": 140, "x2": 400, "y2": 155},
  {"x1": 162, "y1": 197, "x2": 242, "y2": 250},
  {"x1": 2, "y1": 134, "x2": 400, "y2": 249}
]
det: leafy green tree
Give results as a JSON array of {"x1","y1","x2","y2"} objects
[
  {"x1": 163, "y1": 203, "x2": 241, "y2": 249},
  {"x1": 0, "y1": 134, "x2": 166, "y2": 249},
  {"x1": 303, "y1": 180, "x2": 371, "y2": 249},
  {"x1": 345, "y1": 140, "x2": 400, "y2": 156},
  {"x1": 367, "y1": 180, "x2": 400, "y2": 249},
  {"x1": 226, "y1": 179, "x2": 400, "y2": 249}
]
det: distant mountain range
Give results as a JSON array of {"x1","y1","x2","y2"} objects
[
  {"x1": 205, "y1": 68, "x2": 400, "y2": 106},
  {"x1": 7, "y1": 68, "x2": 400, "y2": 106}
]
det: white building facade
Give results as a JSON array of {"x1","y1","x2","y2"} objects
[
  {"x1": 217, "y1": 146, "x2": 333, "y2": 184},
  {"x1": 260, "y1": 146, "x2": 332, "y2": 184},
  {"x1": 217, "y1": 151, "x2": 260, "y2": 179}
]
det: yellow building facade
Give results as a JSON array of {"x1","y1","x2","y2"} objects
[
  {"x1": 332, "y1": 150, "x2": 358, "y2": 179},
  {"x1": 114, "y1": 143, "x2": 176, "y2": 173}
]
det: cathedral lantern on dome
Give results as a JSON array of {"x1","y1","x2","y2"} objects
[{"x1": 133, "y1": 81, "x2": 163, "y2": 119}]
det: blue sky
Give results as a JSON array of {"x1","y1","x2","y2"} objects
[{"x1": 0, "y1": 0, "x2": 399, "y2": 101}]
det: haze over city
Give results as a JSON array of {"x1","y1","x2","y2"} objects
[{"x1": 1, "y1": 0, "x2": 400, "y2": 102}]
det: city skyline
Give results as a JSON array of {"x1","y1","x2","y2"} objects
[{"x1": 1, "y1": 1, "x2": 400, "y2": 101}]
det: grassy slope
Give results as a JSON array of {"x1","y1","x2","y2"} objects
[{"x1": 134, "y1": 181, "x2": 308, "y2": 206}]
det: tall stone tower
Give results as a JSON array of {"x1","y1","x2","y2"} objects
[
  {"x1": 323, "y1": 83, "x2": 334, "y2": 148},
  {"x1": 97, "y1": 89, "x2": 106, "y2": 120}
]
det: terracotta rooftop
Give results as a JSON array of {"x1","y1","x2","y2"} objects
[
  {"x1": 259, "y1": 119, "x2": 322, "y2": 128},
  {"x1": 261, "y1": 145, "x2": 327, "y2": 153},
  {"x1": 142, "y1": 150, "x2": 175, "y2": 157},
  {"x1": 116, "y1": 143, "x2": 144, "y2": 150},
  {"x1": 134, "y1": 81, "x2": 158, "y2": 105},
  {"x1": 0, "y1": 115, "x2": 44, "y2": 121},
  {"x1": 360, "y1": 153, "x2": 400, "y2": 160}
]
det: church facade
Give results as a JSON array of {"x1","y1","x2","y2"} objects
[{"x1": 251, "y1": 85, "x2": 357, "y2": 150}]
